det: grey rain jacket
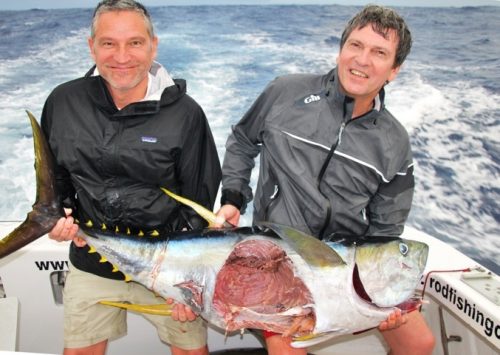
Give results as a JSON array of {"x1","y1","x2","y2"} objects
[
  {"x1": 41, "y1": 63, "x2": 221, "y2": 279},
  {"x1": 221, "y1": 67, "x2": 414, "y2": 239}
]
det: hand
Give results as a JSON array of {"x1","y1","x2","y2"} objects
[
  {"x1": 167, "y1": 298, "x2": 198, "y2": 322},
  {"x1": 48, "y1": 208, "x2": 86, "y2": 247},
  {"x1": 378, "y1": 309, "x2": 407, "y2": 331},
  {"x1": 213, "y1": 204, "x2": 240, "y2": 228}
]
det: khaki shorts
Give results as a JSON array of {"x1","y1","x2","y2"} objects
[{"x1": 63, "y1": 262, "x2": 207, "y2": 349}]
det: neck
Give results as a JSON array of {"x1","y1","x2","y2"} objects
[
  {"x1": 108, "y1": 79, "x2": 149, "y2": 110},
  {"x1": 352, "y1": 98, "x2": 374, "y2": 119}
]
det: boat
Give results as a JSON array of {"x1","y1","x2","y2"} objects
[{"x1": 0, "y1": 222, "x2": 498, "y2": 355}]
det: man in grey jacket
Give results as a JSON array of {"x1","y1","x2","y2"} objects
[{"x1": 216, "y1": 5, "x2": 435, "y2": 355}]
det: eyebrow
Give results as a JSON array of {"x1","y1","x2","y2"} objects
[{"x1": 348, "y1": 38, "x2": 392, "y2": 53}]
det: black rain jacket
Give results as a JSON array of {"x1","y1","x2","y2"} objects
[{"x1": 41, "y1": 65, "x2": 221, "y2": 279}]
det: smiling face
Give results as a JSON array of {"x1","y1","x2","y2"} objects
[
  {"x1": 88, "y1": 10, "x2": 158, "y2": 106},
  {"x1": 337, "y1": 24, "x2": 401, "y2": 117}
]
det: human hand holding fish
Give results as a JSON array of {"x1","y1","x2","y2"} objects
[
  {"x1": 378, "y1": 308, "x2": 407, "y2": 331},
  {"x1": 167, "y1": 298, "x2": 199, "y2": 322},
  {"x1": 214, "y1": 204, "x2": 240, "y2": 228},
  {"x1": 48, "y1": 208, "x2": 86, "y2": 247}
]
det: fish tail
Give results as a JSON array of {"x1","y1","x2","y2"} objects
[{"x1": 0, "y1": 111, "x2": 64, "y2": 258}]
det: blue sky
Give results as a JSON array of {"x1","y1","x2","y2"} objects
[{"x1": 1, "y1": 0, "x2": 499, "y2": 10}]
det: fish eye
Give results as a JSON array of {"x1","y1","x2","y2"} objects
[{"x1": 399, "y1": 242, "x2": 409, "y2": 256}]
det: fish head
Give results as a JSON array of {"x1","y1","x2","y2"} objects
[{"x1": 354, "y1": 237, "x2": 428, "y2": 307}]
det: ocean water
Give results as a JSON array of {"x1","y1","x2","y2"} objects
[{"x1": 0, "y1": 5, "x2": 498, "y2": 273}]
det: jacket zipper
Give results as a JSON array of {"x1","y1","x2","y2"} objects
[
  {"x1": 316, "y1": 109, "x2": 376, "y2": 237},
  {"x1": 317, "y1": 121, "x2": 347, "y2": 238}
]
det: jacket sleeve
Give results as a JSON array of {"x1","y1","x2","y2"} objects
[
  {"x1": 365, "y1": 162, "x2": 415, "y2": 237},
  {"x1": 221, "y1": 79, "x2": 282, "y2": 212},
  {"x1": 40, "y1": 97, "x2": 77, "y2": 211},
  {"x1": 176, "y1": 103, "x2": 221, "y2": 229}
]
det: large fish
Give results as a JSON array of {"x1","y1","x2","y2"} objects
[{"x1": 0, "y1": 112, "x2": 428, "y2": 347}]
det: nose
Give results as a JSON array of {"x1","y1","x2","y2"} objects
[
  {"x1": 355, "y1": 49, "x2": 370, "y2": 66},
  {"x1": 113, "y1": 44, "x2": 130, "y2": 63}
]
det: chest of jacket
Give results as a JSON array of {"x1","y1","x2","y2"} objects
[
  {"x1": 52, "y1": 107, "x2": 185, "y2": 187},
  {"x1": 254, "y1": 77, "x2": 408, "y2": 237}
]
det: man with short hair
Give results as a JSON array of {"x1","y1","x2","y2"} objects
[
  {"x1": 43, "y1": 1, "x2": 219, "y2": 354},
  {"x1": 216, "y1": 5, "x2": 435, "y2": 355}
]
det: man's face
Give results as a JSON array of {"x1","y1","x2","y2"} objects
[
  {"x1": 337, "y1": 25, "x2": 400, "y2": 104},
  {"x1": 88, "y1": 10, "x2": 158, "y2": 96}
]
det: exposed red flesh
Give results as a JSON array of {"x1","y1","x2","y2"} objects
[{"x1": 213, "y1": 239, "x2": 315, "y2": 335}]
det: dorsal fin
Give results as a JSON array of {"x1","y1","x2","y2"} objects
[
  {"x1": 161, "y1": 187, "x2": 233, "y2": 228},
  {"x1": 259, "y1": 222, "x2": 345, "y2": 267}
]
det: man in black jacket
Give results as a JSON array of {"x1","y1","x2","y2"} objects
[{"x1": 44, "y1": 1, "x2": 219, "y2": 354}]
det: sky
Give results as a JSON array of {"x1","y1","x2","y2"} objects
[{"x1": 1, "y1": 0, "x2": 499, "y2": 11}]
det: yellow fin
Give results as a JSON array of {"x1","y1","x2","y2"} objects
[
  {"x1": 138, "y1": 230, "x2": 144, "y2": 237},
  {"x1": 85, "y1": 220, "x2": 93, "y2": 228},
  {"x1": 150, "y1": 230, "x2": 159, "y2": 237},
  {"x1": 260, "y1": 222, "x2": 345, "y2": 267},
  {"x1": 161, "y1": 187, "x2": 231, "y2": 228},
  {"x1": 292, "y1": 331, "x2": 340, "y2": 348},
  {"x1": 99, "y1": 255, "x2": 108, "y2": 263},
  {"x1": 126, "y1": 227, "x2": 131, "y2": 235},
  {"x1": 124, "y1": 275, "x2": 132, "y2": 282},
  {"x1": 115, "y1": 226, "x2": 119, "y2": 233},
  {"x1": 293, "y1": 333, "x2": 319, "y2": 342},
  {"x1": 101, "y1": 223, "x2": 107, "y2": 231},
  {"x1": 99, "y1": 301, "x2": 173, "y2": 316},
  {"x1": 112, "y1": 265, "x2": 119, "y2": 272},
  {"x1": 88, "y1": 246, "x2": 97, "y2": 254}
]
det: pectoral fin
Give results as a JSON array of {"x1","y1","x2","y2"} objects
[
  {"x1": 259, "y1": 222, "x2": 345, "y2": 267},
  {"x1": 99, "y1": 300, "x2": 173, "y2": 316}
]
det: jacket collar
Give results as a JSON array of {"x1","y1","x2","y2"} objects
[
  {"x1": 325, "y1": 67, "x2": 386, "y2": 114},
  {"x1": 144, "y1": 61, "x2": 176, "y2": 101},
  {"x1": 84, "y1": 62, "x2": 185, "y2": 118}
]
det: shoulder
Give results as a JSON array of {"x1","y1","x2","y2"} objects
[
  {"x1": 259, "y1": 73, "x2": 326, "y2": 105},
  {"x1": 159, "y1": 84, "x2": 207, "y2": 128},
  {"x1": 46, "y1": 76, "x2": 94, "y2": 102},
  {"x1": 269, "y1": 72, "x2": 325, "y2": 91},
  {"x1": 377, "y1": 109, "x2": 413, "y2": 166},
  {"x1": 379, "y1": 109, "x2": 410, "y2": 142}
]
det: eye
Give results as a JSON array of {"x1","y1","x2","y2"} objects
[
  {"x1": 399, "y1": 242, "x2": 409, "y2": 256},
  {"x1": 101, "y1": 41, "x2": 114, "y2": 48}
]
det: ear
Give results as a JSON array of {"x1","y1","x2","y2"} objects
[
  {"x1": 152, "y1": 36, "x2": 159, "y2": 60},
  {"x1": 88, "y1": 37, "x2": 96, "y2": 62},
  {"x1": 387, "y1": 65, "x2": 401, "y2": 82}
]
